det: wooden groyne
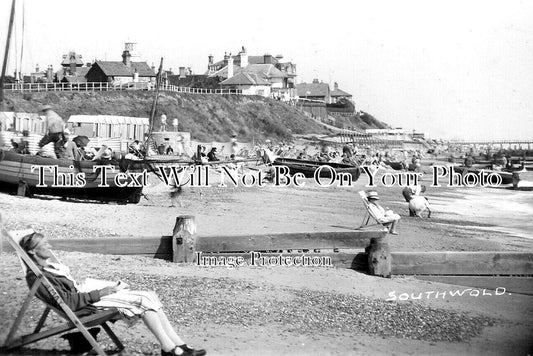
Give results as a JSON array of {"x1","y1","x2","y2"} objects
[{"x1": 3, "y1": 216, "x2": 532, "y2": 294}]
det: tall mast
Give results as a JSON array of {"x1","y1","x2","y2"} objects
[
  {"x1": 145, "y1": 57, "x2": 164, "y2": 156},
  {"x1": 0, "y1": 0, "x2": 17, "y2": 110}
]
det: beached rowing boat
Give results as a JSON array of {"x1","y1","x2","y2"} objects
[
  {"x1": 454, "y1": 165, "x2": 515, "y2": 185},
  {"x1": 272, "y1": 157, "x2": 361, "y2": 180},
  {"x1": 383, "y1": 160, "x2": 404, "y2": 170},
  {"x1": 0, "y1": 149, "x2": 143, "y2": 203}
]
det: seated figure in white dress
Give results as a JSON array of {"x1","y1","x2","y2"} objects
[
  {"x1": 20, "y1": 232, "x2": 206, "y2": 356},
  {"x1": 366, "y1": 191, "x2": 401, "y2": 234}
]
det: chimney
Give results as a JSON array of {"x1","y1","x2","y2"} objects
[
  {"x1": 133, "y1": 68, "x2": 139, "y2": 82},
  {"x1": 47, "y1": 65, "x2": 53, "y2": 82},
  {"x1": 69, "y1": 53, "x2": 77, "y2": 75},
  {"x1": 239, "y1": 46, "x2": 248, "y2": 68},
  {"x1": 122, "y1": 49, "x2": 132, "y2": 67},
  {"x1": 334, "y1": 82, "x2": 339, "y2": 90},
  {"x1": 86, "y1": 62, "x2": 91, "y2": 67},
  {"x1": 223, "y1": 52, "x2": 229, "y2": 66},
  {"x1": 151, "y1": 63, "x2": 156, "y2": 73},
  {"x1": 208, "y1": 54, "x2": 214, "y2": 65},
  {"x1": 35, "y1": 64, "x2": 40, "y2": 73},
  {"x1": 312, "y1": 78, "x2": 319, "y2": 84},
  {"x1": 263, "y1": 53, "x2": 273, "y2": 64},
  {"x1": 227, "y1": 55, "x2": 234, "y2": 79},
  {"x1": 179, "y1": 67, "x2": 186, "y2": 78}
]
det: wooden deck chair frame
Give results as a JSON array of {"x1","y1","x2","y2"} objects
[
  {"x1": 358, "y1": 191, "x2": 388, "y2": 231},
  {"x1": 0, "y1": 226, "x2": 124, "y2": 356}
]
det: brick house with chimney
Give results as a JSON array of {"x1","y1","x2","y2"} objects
[
  {"x1": 55, "y1": 51, "x2": 91, "y2": 83},
  {"x1": 219, "y1": 72, "x2": 272, "y2": 96},
  {"x1": 330, "y1": 82, "x2": 352, "y2": 103},
  {"x1": 85, "y1": 45, "x2": 156, "y2": 85},
  {"x1": 206, "y1": 47, "x2": 297, "y2": 98},
  {"x1": 296, "y1": 79, "x2": 331, "y2": 103},
  {"x1": 24, "y1": 64, "x2": 52, "y2": 83},
  {"x1": 296, "y1": 80, "x2": 353, "y2": 104}
]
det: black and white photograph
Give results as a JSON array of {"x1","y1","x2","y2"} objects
[{"x1": 0, "y1": 0, "x2": 532, "y2": 355}]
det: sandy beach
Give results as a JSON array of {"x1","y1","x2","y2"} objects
[
  {"x1": 0, "y1": 0, "x2": 532, "y2": 354},
  {"x1": 1, "y1": 165, "x2": 532, "y2": 355}
]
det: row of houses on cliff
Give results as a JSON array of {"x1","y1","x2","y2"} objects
[{"x1": 25, "y1": 43, "x2": 352, "y2": 105}]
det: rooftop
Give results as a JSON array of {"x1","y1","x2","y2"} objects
[{"x1": 93, "y1": 61, "x2": 155, "y2": 77}]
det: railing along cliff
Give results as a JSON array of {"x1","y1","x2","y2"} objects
[{"x1": 2, "y1": 82, "x2": 242, "y2": 95}]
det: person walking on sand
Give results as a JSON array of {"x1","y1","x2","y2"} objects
[
  {"x1": 230, "y1": 134, "x2": 239, "y2": 157},
  {"x1": 19, "y1": 232, "x2": 206, "y2": 356},
  {"x1": 366, "y1": 191, "x2": 401, "y2": 234},
  {"x1": 160, "y1": 113, "x2": 168, "y2": 132},
  {"x1": 38, "y1": 105, "x2": 67, "y2": 158}
]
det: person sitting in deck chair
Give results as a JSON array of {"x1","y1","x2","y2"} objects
[
  {"x1": 366, "y1": 191, "x2": 401, "y2": 235},
  {"x1": 19, "y1": 232, "x2": 206, "y2": 356},
  {"x1": 129, "y1": 140, "x2": 144, "y2": 159},
  {"x1": 65, "y1": 136, "x2": 91, "y2": 161}
]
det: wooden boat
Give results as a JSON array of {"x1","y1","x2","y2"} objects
[
  {"x1": 503, "y1": 162, "x2": 527, "y2": 173},
  {"x1": 383, "y1": 160, "x2": 404, "y2": 170},
  {"x1": 454, "y1": 165, "x2": 515, "y2": 185},
  {"x1": 272, "y1": 157, "x2": 361, "y2": 180},
  {"x1": 0, "y1": 150, "x2": 143, "y2": 203}
]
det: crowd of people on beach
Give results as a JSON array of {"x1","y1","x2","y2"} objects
[{"x1": 5, "y1": 105, "x2": 530, "y2": 179}]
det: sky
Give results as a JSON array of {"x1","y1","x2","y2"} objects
[{"x1": 1, "y1": 0, "x2": 532, "y2": 140}]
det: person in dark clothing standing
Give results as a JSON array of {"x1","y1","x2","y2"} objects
[{"x1": 207, "y1": 147, "x2": 219, "y2": 161}]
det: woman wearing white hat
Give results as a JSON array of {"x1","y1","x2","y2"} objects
[{"x1": 366, "y1": 191, "x2": 400, "y2": 234}]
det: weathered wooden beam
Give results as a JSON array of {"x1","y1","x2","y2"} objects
[
  {"x1": 3, "y1": 235, "x2": 531, "y2": 276},
  {"x1": 195, "y1": 230, "x2": 385, "y2": 252},
  {"x1": 2, "y1": 236, "x2": 172, "y2": 259},
  {"x1": 1, "y1": 230, "x2": 384, "y2": 258},
  {"x1": 414, "y1": 276, "x2": 533, "y2": 296},
  {"x1": 391, "y1": 252, "x2": 533, "y2": 275},
  {"x1": 195, "y1": 250, "x2": 366, "y2": 269}
]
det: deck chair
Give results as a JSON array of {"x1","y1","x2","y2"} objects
[
  {"x1": 358, "y1": 191, "x2": 388, "y2": 231},
  {"x1": 0, "y1": 226, "x2": 124, "y2": 356}
]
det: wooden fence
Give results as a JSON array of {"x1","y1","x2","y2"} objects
[
  {"x1": 2, "y1": 82, "x2": 242, "y2": 95},
  {"x1": 295, "y1": 100, "x2": 328, "y2": 121}
]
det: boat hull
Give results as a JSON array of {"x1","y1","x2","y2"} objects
[
  {"x1": 0, "y1": 150, "x2": 143, "y2": 203},
  {"x1": 454, "y1": 166, "x2": 515, "y2": 185},
  {"x1": 383, "y1": 160, "x2": 404, "y2": 170}
]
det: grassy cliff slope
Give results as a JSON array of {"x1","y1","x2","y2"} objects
[{"x1": 4, "y1": 91, "x2": 385, "y2": 142}]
